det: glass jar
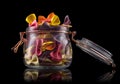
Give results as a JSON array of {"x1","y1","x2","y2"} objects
[
  {"x1": 23, "y1": 23, "x2": 72, "y2": 69},
  {"x1": 11, "y1": 12, "x2": 116, "y2": 70}
]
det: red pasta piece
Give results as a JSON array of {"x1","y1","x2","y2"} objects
[
  {"x1": 29, "y1": 20, "x2": 38, "y2": 28},
  {"x1": 50, "y1": 43, "x2": 62, "y2": 62},
  {"x1": 35, "y1": 39, "x2": 43, "y2": 56}
]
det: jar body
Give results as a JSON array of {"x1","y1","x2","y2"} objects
[{"x1": 23, "y1": 26, "x2": 72, "y2": 69}]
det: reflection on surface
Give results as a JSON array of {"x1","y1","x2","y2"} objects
[
  {"x1": 24, "y1": 68, "x2": 72, "y2": 82},
  {"x1": 96, "y1": 69, "x2": 116, "y2": 83}
]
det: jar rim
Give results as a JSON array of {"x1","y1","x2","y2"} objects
[{"x1": 26, "y1": 30, "x2": 70, "y2": 34}]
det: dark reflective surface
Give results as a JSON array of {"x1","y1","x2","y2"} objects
[
  {"x1": 96, "y1": 70, "x2": 116, "y2": 82},
  {"x1": 23, "y1": 68, "x2": 72, "y2": 83},
  {"x1": 2, "y1": 51, "x2": 120, "y2": 84}
]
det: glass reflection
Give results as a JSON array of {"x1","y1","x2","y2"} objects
[
  {"x1": 96, "y1": 69, "x2": 116, "y2": 82},
  {"x1": 24, "y1": 68, "x2": 72, "y2": 82}
]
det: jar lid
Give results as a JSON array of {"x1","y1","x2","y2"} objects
[{"x1": 74, "y1": 37, "x2": 116, "y2": 68}]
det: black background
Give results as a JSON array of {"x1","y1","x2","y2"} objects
[{"x1": 1, "y1": 0, "x2": 120, "y2": 84}]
